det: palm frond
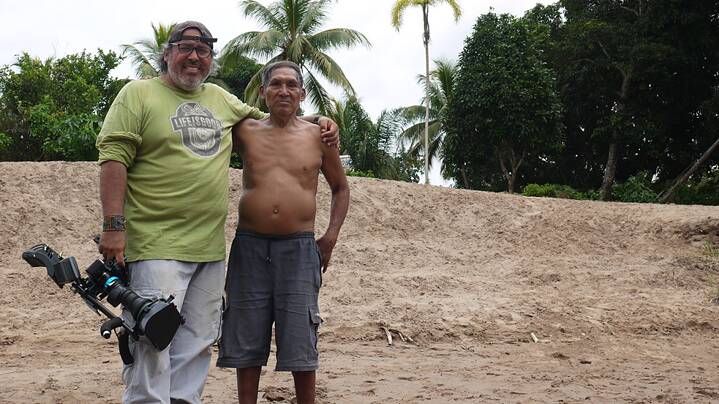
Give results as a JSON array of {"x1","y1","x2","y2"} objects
[
  {"x1": 431, "y1": 58, "x2": 456, "y2": 100},
  {"x1": 303, "y1": 70, "x2": 333, "y2": 116},
  {"x1": 285, "y1": 34, "x2": 306, "y2": 63},
  {"x1": 308, "y1": 28, "x2": 371, "y2": 51},
  {"x1": 284, "y1": 0, "x2": 309, "y2": 37},
  {"x1": 390, "y1": 0, "x2": 416, "y2": 29},
  {"x1": 121, "y1": 22, "x2": 175, "y2": 79},
  {"x1": 241, "y1": 0, "x2": 284, "y2": 30},
  {"x1": 150, "y1": 22, "x2": 175, "y2": 46},
  {"x1": 397, "y1": 105, "x2": 426, "y2": 122},
  {"x1": 230, "y1": 0, "x2": 367, "y2": 112},
  {"x1": 403, "y1": 120, "x2": 442, "y2": 164},
  {"x1": 435, "y1": 0, "x2": 462, "y2": 21},
  {"x1": 244, "y1": 70, "x2": 264, "y2": 108},
  {"x1": 223, "y1": 31, "x2": 286, "y2": 60},
  {"x1": 120, "y1": 44, "x2": 158, "y2": 78},
  {"x1": 298, "y1": 0, "x2": 332, "y2": 34},
  {"x1": 305, "y1": 50, "x2": 355, "y2": 93}
]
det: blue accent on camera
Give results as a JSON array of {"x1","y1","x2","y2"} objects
[{"x1": 104, "y1": 276, "x2": 119, "y2": 289}]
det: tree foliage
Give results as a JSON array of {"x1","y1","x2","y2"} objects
[
  {"x1": 224, "y1": 0, "x2": 370, "y2": 115},
  {"x1": 328, "y1": 95, "x2": 420, "y2": 182},
  {"x1": 121, "y1": 22, "x2": 174, "y2": 78},
  {"x1": 391, "y1": 0, "x2": 462, "y2": 184},
  {"x1": 443, "y1": 12, "x2": 563, "y2": 192},
  {"x1": 396, "y1": 59, "x2": 456, "y2": 173},
  {"x1": 0, "y1": 51, "x2": 126, "y2": 161},
  {"x1": 214, "y1": 55, "x2": 264, "y2": 102},
  {"x1": 524, "y1": 1, "x2": 719, "y2": 200}
]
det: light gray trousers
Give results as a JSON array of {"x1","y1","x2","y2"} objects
[{"x1": 121, "y1": 260, "x2": 224, "y2": 404}]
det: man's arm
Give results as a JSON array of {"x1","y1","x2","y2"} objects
[
  {"x1": 316, "y1": 141, "x2": 350, "y2": 272},
  {"x1": 301, "y1": 115, "x2": 340, "y2": 148},
  {"x1": 98, "y1": 161, "x2": 127, "y2": 268}
]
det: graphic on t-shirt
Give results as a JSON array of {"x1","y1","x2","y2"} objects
[{"x1": 170, "y1": 102, "x2": 223, "y2": 157}]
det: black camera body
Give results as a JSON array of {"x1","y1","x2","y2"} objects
[{"x1": 22, "y1": 244, "x2": 183, "y2": 364}]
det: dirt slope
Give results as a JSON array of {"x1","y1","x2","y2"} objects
[{"x1": 1, "y1": 162, "x2": 718, "y2": 403}]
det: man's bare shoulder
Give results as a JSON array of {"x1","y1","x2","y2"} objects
[
  {"x1": 296, "y1": 118, "x2": 321, "y2": 138},
  {"x1": 239, "y1": 117, "x2": 265, "y2": 129},
  {"x1": 234, "y1": 117, "x2": 267, "y2": 135}
]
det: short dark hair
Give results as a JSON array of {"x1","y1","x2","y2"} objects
[{"x1": 261, "y1": 61, "x2": 303, "y2": 87}]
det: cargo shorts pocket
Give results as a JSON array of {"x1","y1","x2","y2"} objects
[{"x1": 309, "y1": 305, "x2": 322, "y2": 356}]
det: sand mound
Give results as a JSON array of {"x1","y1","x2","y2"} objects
[{"x1": 1, "y1": 162, "x2": 718, "y2": 403}]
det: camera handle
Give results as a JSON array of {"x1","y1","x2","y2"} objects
[
  {"x1": 101, "y1": 317, "x2": 124, "y2": 339},
  {"x1": 72, "y1": 281, "x2": 137, "y2": 365}
]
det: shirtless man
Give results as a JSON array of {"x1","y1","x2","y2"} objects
[{"x1": 216, "y1": 61, "x2": 349, "y2": 404}]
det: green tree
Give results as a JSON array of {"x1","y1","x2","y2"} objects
[
  {"x1": 224, "y1": 0, "x2": 370, "y2": 115},
  {"x1": 537, "y1": 1, "x2": 719, "y2": 201},
  {"x1": 121, "y1": 22, "x2": 175, "y2": 78},
  {"x1": 443, "y1": 13, "x2": 563, "y2": 193},
  {"x1": 391, "y1": 0, "x2": 461, "y2": 184},
  {"x1": 0, "y1": 51, "x2": 125, "y2": 161},
  {"x1": 328, "y1": 95, "x2": 420, "y2": 182},
  {"x1": 212, "y1": 54, "x2": 265, "y2": 170},
  {"x1": 396, "y1": 58, "x2": 456, "y2": 174},
  {"x1": 213, "y1": 55, "x2": 263, "y2": 101}
]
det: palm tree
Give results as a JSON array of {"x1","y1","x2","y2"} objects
[
  {"x1": 327, "y1": 94, "x2": 407, "y2": 178},
  {"x1": 121, "y1": 22, "x2": 175, "y2": 78},
  {"x1": 396, "y1": 59, "x2": 456, "y2": 172},
  {"x1": 391, "y1": 0, "x2": 461, "y2": 184},
  {"x1": 223, "y1": 0, "x2": 370, "y2": 115}
]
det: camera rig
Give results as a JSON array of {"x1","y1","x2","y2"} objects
[{"x1": 22, "y1": 244, "x2": 183, "y2": 364}]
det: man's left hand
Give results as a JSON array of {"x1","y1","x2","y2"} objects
[
  {"x1": 318, "y1": 117, "x2": 340, "y2": 149},
  {"x1": 316, "y1": 235, "x2": 337, "y2": 273}
]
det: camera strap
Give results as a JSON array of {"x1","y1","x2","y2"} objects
[{"x1": 118, "y1": 330, "x2": 134, "y2": 365}]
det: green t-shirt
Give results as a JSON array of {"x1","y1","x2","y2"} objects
[{"x1": 96, "y1": 77, "x2": 265, "y2": 262}]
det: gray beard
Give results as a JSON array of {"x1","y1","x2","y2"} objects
[{"x1": 167, "y1": 66, "x2": 208, "y2": 91}]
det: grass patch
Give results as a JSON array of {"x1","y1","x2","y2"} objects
[
  {"x1": 703, "y1": 241, "x2": 719, "y2": 258},
  {"x1": 704, "y1": 241, "x2": 719, "y2": 304}
]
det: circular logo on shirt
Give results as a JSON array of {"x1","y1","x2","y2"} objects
[{"x1": 170, "y1": 102, "x2": 223, "y2": 157}]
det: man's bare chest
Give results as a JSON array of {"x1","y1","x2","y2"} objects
[{"x1": 241, "y1": 134, "x2": 322, "y2": 175}]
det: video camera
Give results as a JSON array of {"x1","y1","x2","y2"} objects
[{"x1": 21, "y1": 244, "x2": 183, "y2": 364}]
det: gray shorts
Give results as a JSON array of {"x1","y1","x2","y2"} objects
[{"x1": 217, "y1": 230, "x2": 323, "y2": 372}]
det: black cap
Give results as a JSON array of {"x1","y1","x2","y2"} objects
[{"x1": 168, "y1": 21, "x2": 218, "y2": 48}]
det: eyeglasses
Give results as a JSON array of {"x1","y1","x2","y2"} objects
[{"x1": 171, "y1": 43, "x2": 213, "y2": 58}]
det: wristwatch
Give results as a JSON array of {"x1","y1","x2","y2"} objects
[{"x1": 102, "y1": 215, "x2": 126, "y2": 232}]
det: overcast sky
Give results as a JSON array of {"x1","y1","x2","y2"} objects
[{"x1": 1, "y1": 0, "x2": 547, "y2": 185}]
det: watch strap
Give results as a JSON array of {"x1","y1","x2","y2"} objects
[{"x1": 103, "y1": 215, "x2": 126, "y2": 232}]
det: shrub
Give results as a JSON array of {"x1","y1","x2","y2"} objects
[
  {"x1": 612, "y1": 172, "x2": 657, "y2": 203},
  {"x1": 671, "y1": 169, "x2": 719, "y2": 206},
  {"x1": 347, "y1": 169, "x2": 375, "y2": 178},
  {"x1": 523, "y1": 183, "x2": 577, "y2": 199}
]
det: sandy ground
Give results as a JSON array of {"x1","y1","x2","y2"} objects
[{"x1": 1, "y1": 161, "x2": 719, "y2": 403}]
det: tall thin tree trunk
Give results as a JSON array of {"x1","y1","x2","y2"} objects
[
  {"x1": 498, "y1": 156, "x2": 511, "y2": 192},
  {"x1": 460, "y1": 165, "x2": 469, "y2": 189},
  {"x1": 421, "y1": 5, "x2": 431, "y2": 185},
  {"x1": 599, "y1": 140, "x2": 618, "y2": 200},
  {"x1": 503, "y1": 149, "x2": 525, "y2": 194},
  {"x1": 658, "y1": 135, "x2": 719, "y2": 203},
  {"x1": 599, "y1": 70, "x2": 631, "y2": 201},
  {"x1": 497, "y1": 147, "x2": 523, "y2": 194}
]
